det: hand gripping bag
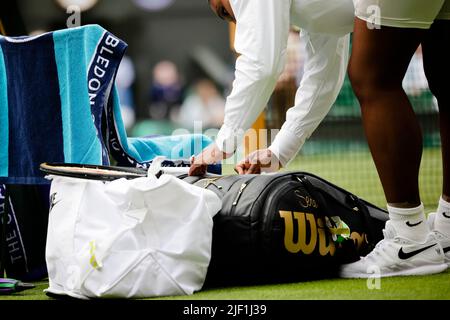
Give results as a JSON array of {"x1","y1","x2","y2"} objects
[{"x1": 42, "y1": 161, "x2": 221, "y2": 299}]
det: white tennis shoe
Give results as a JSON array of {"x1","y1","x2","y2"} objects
[
  {"x1": 339, "y1": 220, "x2": 447, "y2": 278},
  {"x1": 428, "y1": 213, "x2": 450, "y2": 267}
]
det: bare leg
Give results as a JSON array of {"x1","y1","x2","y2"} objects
[
  {"x1": 422, "y1": 20, "x2": 450, "y2": 202},
  {"x1": 349, "y1": 18, "x2": 425, "y2": 207},
  {"x1": 341, "y1": 20, "x2": 447, "y2": 277},
  {"x1": 422, "y1": 20, "x2": 450, "y2": 238}
]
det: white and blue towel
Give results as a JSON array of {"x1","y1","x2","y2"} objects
[{"x1": 0, "y1": 25, "x2": 217, "y2": 184}]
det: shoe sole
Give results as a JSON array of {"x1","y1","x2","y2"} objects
[{"x1": 340, "y1": 263, "x2": 448, "y2": 279}]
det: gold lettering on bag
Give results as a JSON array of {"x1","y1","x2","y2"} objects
[
  {"x1": 350, "y1": 232, "x2": 368, "y2": 251},
  {"x1": 280, "y1": 211, "x2": 325, "y2": 255},
  {"x1": 317, "y1": 218, "x2": 336, "y2": 256},
  {"x1": 298, "y1": 213, "x2": 317, "y2": 254},
  {"x1": 294, "y1": 190, "x2": 319, "y2": 209},
  {"x1": 280, "y1": 211, "x2": 336, "y2": 257},
  {"x1": 279, "y1": 211, "x2": 297, "y2": 253}
]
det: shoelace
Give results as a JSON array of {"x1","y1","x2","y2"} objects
[{"x1": 361, "y1": 236, "x2": 399, "y2": 262}]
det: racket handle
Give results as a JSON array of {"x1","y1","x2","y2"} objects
[{"x1": 0, "y1": 278, "x2": 35, "y2": 295}]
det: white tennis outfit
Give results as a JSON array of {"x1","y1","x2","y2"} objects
[
  {"x1": 215, "y1": 0, "x2": 355, "y2": 166},
  {"x1": 355, "y1": 0, "x2": 450, "y2": 29},
  {"x1": 215, "y1": 0, "x2": 450, "y2": 167}
]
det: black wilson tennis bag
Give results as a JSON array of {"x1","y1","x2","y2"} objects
[{"x1": 182, "y1": 172, "x2": 389, "y2": 286}]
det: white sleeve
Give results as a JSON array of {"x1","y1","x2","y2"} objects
[
  {"x1": 268, "y1": 31, "x2": 350, "y2": 167},
  {"x1": 215, "y1": 0, "x2": 291, "y2": 154}
]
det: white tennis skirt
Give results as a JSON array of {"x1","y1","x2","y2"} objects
[{"x1": 355, "y1": 0, "x2": 450, "y2": 29}]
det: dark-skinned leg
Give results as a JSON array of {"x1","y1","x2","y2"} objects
[
  {"x1": 349, "y1": 18, "x2": 425, "y2": 207},
  {"x1": 349, "y1": 18, "x2": 429, "y2": 242},
  {"x1": 422, "y1": 20, "x2": 450, "y2": 236}
]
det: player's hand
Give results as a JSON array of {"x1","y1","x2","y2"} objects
[
  {"x1": 235, "y1": 149, "x2": 282, "y2": 175},
  {"x1": 189, "y1": 143, "x2": 233, "y2": 176}
]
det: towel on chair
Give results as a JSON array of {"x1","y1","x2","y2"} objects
[{"x1": 0, "y1": 25, "x2": 216, "y2": 185}]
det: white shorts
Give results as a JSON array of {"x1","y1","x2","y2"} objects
[{"x1": 355, "y1": 0, "x2": 450, "y2": 29}]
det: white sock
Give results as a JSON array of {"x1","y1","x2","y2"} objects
[
  {"x1": 435, "y1": 197, "x2": 450, "y2": 237},
  {"x1": 387, "y1": 203, "x2": 429, "y2": 242}
]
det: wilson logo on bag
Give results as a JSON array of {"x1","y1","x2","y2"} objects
[{"x1": 279, "y1": 211, "x2": 336, "y2": 256}]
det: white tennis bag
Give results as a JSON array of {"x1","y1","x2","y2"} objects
[{"x1": 44, "y1": 160, "x2": 221, "y2": 299}]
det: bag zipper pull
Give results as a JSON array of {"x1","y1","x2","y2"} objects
[
  {"x1": 203, "y1": 178, "x2": 223, "y2": 190},
  {"x1": 232, "y1": 183, "x2": 247, "y2": 206},
  {"x1": 348, "y1": 194, "x2": 360, "y2": 212}
]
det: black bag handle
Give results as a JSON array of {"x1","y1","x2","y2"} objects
[
  {"x1": 297, "y1": 175, "x2": 337, "y2": 229},
  {"x1": 298, "y1": 174, "x2": 379, "y2": 245},
  {"x1": 297, "y1": 175, "x2": 379, "y2": 261},
  {"x1": 347, "y1": 194, "x2": 379, "y2": 250},
  {"x1": 297, "y1": 175, "x2": 362, "y2": 264}
]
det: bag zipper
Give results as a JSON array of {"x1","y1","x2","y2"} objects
[
  {"x1": 228, "y1": 176, "x2": 259, "y2": 217},
  {"x1": 232, "y1": 183, "x2": 248, "y2": 206},
  {"x1": 295, "y1": 172, "x2": 387, "y2": 214},
  {"x1": 231, "y1": 175, "x2": 290, "y2": 209},
  {"x1": 201, "y1": 178, "x2": 223, "y2": 190}
]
